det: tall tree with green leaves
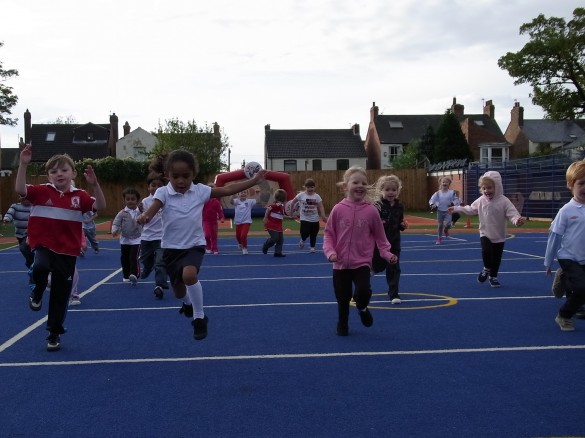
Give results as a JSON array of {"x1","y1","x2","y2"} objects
[
  {"x1": 0, "y1": 42, "x2": 19, "y2": 126},
  {"x1": 498, "y1": 8, "x2": 585, "y2": 120},
  {"x1": 152, "y1": 118, "x2": 229, "y2": 181},
  {"x1": 433, "y1": 110, "x2": 472, "y2": 163}
]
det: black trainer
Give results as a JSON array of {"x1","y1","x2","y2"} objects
[
  {"x1": 477, "y1": 269, "x2": 489, "y2": 283},
  {"x1": 153, "y1": 286, "x2": 164, "y2": 299},
  {"x1": 46, "y1": 333, "x2": 61, "y2": 352},
  {"x1": 192, "y1": 315, "x2": 209, "y2": 340},
  {"x1": 179, "y1": 303, "x2": 193, "y2": 318},
  {"x1": 29, "y1": 292, "x2": 42, "y2": 311},
  {"x1": 489, "y1": 277, "x2": 501, "y2": 288},
  {"x1": 357, "y1": 307, "x2": 373, "y2": 327}
]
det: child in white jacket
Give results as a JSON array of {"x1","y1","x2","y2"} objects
[{"x1": 449, "y1": 171, "x2": 525, "y2": 288}]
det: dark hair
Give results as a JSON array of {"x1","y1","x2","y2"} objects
[
  {"x1": 146, "y1": 171, "x2": 166, "y2": 185},
  {"x1": 149, "y1": 149, "x2": 199, "y2": 176},
  {"x1": 304, "y1": 178, "x2": 316, "y2": 187},
  {"x1": 122, "y1": 187, "x2": 141, "y2": 199}
]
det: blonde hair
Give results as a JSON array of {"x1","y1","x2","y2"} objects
[
  {"x1": 438, "y1": 176, "x2": 452, "y2": 186},
  {"x1": 478, "y1": 175, "x2": 495, "y2": 188},
  {"x1": 566, "y1": 160, "x2": 585, "y2": 188},
  {"x1": 375, "y1": 175, "x2": 402, "y2": 198},
  {"x1": 337, "y1": 166, "x2": 376, "y2": 202}
]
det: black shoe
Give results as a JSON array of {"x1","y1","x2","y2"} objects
[
  {"x1": 489, "y1": 277, "x2": 501, "y2": 288},
  {"x1": 179, "y1": 303, "x2": 193, "y2": 318},
  {"x1": 192, "y1": 315, "x2": 209, "y2": 340},
  {"x1": 140, "y1": 270, "x2": 152, "y2": 280},
  {"x1": 477, "y1": 269, "x2": 489, "y2": 283},
  {"x1": 357, "y1": 307, "x2": 373, "y2": 327},
  {"x1": 274, "y1": 253, "x2": 286, "y2": 257},
  {"x1": 336, "y1": 321, "x2": 349, "y2": 336},
  {"x1": 29, "y1": 292, "x2": 42, "y2": 312},
  {"x1": 153, "y1": 286, "x2": 164, "y2": 299},
  {"x1": 46, "y1": 333, "x2": 61, "y2": 352},
  {"x1": 262, "y1": 245, "x2": 268, "y2": 255}
]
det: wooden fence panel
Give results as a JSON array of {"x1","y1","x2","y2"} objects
[{"x1": 0, "y1": 168, "x2": 428, "y2": 217}]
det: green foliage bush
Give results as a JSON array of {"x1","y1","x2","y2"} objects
[{"x1": 27, "y1": 157, "x2": 150, "y2": 182}]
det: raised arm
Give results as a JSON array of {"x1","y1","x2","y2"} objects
[
  {"x1": 15, "y1": 144, "x2": 32, "y2": 196},
  {"x1": 211, "y1": 170, "x2": 267, "y2": 198}
]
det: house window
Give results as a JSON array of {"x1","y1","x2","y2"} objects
[
  {"x1": 87, "y1": 132, "x2": 94, "y2": 141},
  {"x1": 312, "y1": 159, "x2": 322, "y2": 171},
  {"x1": 388, "y1": 146, "x2": 401, "y2": 161},
  {"x1": 480, "y1": 145, "x2": 509, "y2": 165},
  {"x1": 474, "y1": 120, "x2": 485, "y2": 126},
  {"x1": 389, "y1": 121, "x2": 403, "y2": 129},
  {"x1": 46, "y1": 132, "x2": 56, "y2": 142},
  {"x1": 336, "y1": 159, "x2": 349, "y2": 170},
  {"x1": 284, "y1": 160, "x2": 297, "y2": 172}
]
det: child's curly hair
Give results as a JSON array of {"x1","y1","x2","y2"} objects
[
  {"x1": 336, "y1": 166, "x2": 376, "y2": 203},
  {"x1": 374, "y1": 175, "x2": 402, "y2": 199}
]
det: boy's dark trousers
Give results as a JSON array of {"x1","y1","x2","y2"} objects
[
  {"x1": 17, "y1": 236, "x2": 34, "y2": 268},
  {"x1": 263, "y1": 230, "x2": 284, "y2": 254},
  {"x1": 558, "y1": 259, "x2": 585, "y2": 318},
  {"x1": 120, "y1": 244, "x2": 141, "y2": 279},
  {"x1": 31, "y1": 245, "x2": 76, "y2": 335},
  {"x1": 139, "y1": 239, "x2": 168, "y2": 288}
]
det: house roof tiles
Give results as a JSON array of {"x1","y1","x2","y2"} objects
[{"x1": 265, "y1": 128, "x2": 365, "y2": 159}]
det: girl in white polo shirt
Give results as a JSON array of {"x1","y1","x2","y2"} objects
[{"x1": 138, "y1": 150, "x2": 266, "y2": 340}]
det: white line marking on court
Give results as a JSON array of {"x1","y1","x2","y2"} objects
[
  {"x1": 1, "y1": 344, "x2": 585, "y2": 368},
  {"x1": 0, "y1": 268, "x2": 122, "y2": 353}
]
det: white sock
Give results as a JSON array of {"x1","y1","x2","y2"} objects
[
  {"x1": 186, "y1": 281, "x2": 204, "y2": 319},
  {"x1": 182, "y1": 292, "x2": 191, "y2": 305}
]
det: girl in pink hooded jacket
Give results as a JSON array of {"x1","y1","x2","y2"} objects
[
  {"x1": 323, "y1": 166, "x2": 397, "y2": 336},
  {"x1": 449, "y1": 170, "x2": 525, "y2": 288}
]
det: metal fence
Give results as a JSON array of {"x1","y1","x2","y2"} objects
[{"x1": 464, "y1": 151, "x2": 584, "y2": 219}]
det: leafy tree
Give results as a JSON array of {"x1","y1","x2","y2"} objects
[
  {"x1": 498, "y1": 8, "x2": 585, "y2": 120},
  {"x1": 52, "y1": 115, "x2": 77, "y2": 124},
  {"x1": 433, "y1": 110, "x2": 472, "y2": 163},
  {"x1": 392, "y1": 139, "x2": 423, "y2": 169},
  {"x1": 0, "y1": 41, "x2": 19, "y2": 126},
  {"x1": 152, "y1": 118, "x2": 229, "y2": 181}
]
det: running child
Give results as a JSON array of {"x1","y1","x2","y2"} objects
[
  {"x1": 449, "y1": 170, "x2": 525, "y2": 288},
  {"x1": 291, "y1": 178, "x2": 327, "y2": 253},
  {"x1": 82, "y1": 209, "x2": 99, "y2": 254},
  {"x1": 139, "y1": 172, "x2": 169, "y2": 299},
  {"x1": 15, "y1": 144, "x2": 106, "y2": 351},
  {"x1": 262, "y1": 189, "x2": 287, "y2": 257},
  {"x1": 429, "y1": 176, "x2": 459, "y2": 244},
  {"x1": 372, "y1": 175, "x2": 408, "y2": 304},
  {"x1": 137, "y1": 150, "x2": 267, "y2": 340},
  {"x1": 111, "y1": 187, "x2": 142, "y2": 285},
  {"x1": 231, "y1": 190, "x2": 256, "y2": 255},
  {"x1": 544, "y1": 160, "x2": 585, "y2": 331},
  {"x1": 202, "y1": 183, "x2": 225, "y2": 254},
  {"x1": 3, "y1": 196, "x2": 34, "y2": 275},
  {"x1": 323, "y1": 166, "x2": 397, "y2": 336}
]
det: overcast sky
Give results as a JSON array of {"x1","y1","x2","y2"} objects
[{"x1": 0, "y1": 0, "x2": 581, "y2": 169}]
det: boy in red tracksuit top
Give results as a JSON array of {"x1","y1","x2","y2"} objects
[
  {"x1": 323, "y1": 166, "x2": 397, "y2": 336},
  {"x1": 262, "y1": 189, "x2": 287, "y2": 257},
  {"x1": 16, "y1": 144, "x2": 106, "y2": 351},
  {"x1": 202, "y1": 183, "x2": 225, "y2": 254}
]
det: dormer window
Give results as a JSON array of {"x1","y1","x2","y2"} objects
[
  {"x1": 474, "y1": 120, "x2": 485, "y2": 126},
  {"x1": 389, "y1": 121, "x2": 403, "y2": 129},
  {"x1": 46, "y1": 132, "x2": 56, "y2": 142},
  {"x1": 87, "y1": 132, "x2": 94, "y2": 141}
]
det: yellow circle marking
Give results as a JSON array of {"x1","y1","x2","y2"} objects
[{"x1": 362, "y1": 292, "x2": 458, "y2": 310}]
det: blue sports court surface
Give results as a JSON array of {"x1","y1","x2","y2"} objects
[{"x1": 1, "y1": 231, "x2": 584, "y2": 437}]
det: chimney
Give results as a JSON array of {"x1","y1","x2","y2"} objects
[
  {"x1": 24, "y1": 109, "x2": 31, "y2": 145},
  {"x1": 265, "y1": 124, "x2": 271, "y2": 132},
  {"x1": 451, "y1": 97, "x2": 464, "y2": 118},
  {"x1": 213, "y1": 122, "x2": 220, "y2": 136},
  {"x1": 370, "y1": 102, "x2": 379, "y2": 121},
  {"x1": 123, "y1": 121, "x2": 130, "y2": 136},
  {"x1": 108, "y1": 112, "x2": 119, "y2": 157},
  {"x1": 352, "y1": 123, "x2": 360, "y2": 135},
  {"x1": 511, "y1": 101, "x2": 524, "y2": 128},
  {"x1": 483, "y1": 99, "x2": 495, "y2": 119}
]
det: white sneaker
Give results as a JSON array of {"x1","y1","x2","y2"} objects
[
  {"x1": 205, "y1": 249, "x2": 212, "y2": 254},
  {"x1": 299, "y1": 240, "x2": 305, "y2": 249},
  {"x1": 70, "y1": 295, "x2": 81, "y2": 306},
  {"x1": 129, "y1": 274, "x2": 137, "y2": 285},
  {"x1": 242, "y1": 248, "x2": 248, "y2": 255},
  {"x1": 310, "y1": 247, "x2": 316, "y2": 253},
  {"x1": 122, "y1": 278, "x2": 130, "y2": 283},
  {"x1": 213, "y1": 251, "x2": 219, "y2": 255}
]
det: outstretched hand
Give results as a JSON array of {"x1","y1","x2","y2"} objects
[
  {"x1": 19, "y1": 144, "x2": 32, "y2": 165},
  {"x1": 83, "y1": 165, "x2": 98, "y2": 185}
]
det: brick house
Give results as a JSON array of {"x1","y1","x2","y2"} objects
[{"x1": 364, "y1": 98, "x2": 509, "y2": 168}]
